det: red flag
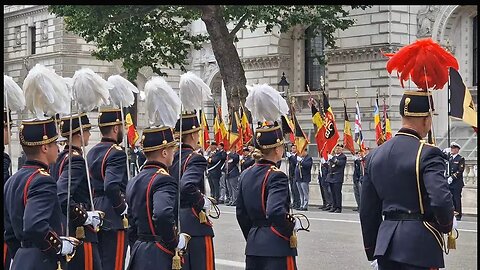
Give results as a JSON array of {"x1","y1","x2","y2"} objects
[
  {"x1": 240, "y1": 104, "x2": 253, "y2": 145},
  {"x1": 125, "y1": 112, "x2": 139, "y2": 148},
  {"x1": 311, "y1": 100, "x2": 326, "y2": 158},
  {"x1": 199, "y1": 109, "x2": 210, "y2": 150},
  {"x1": 321, "y1": 92, "x2": 339, "y2": 158},
  {"x1": 374, "y1": 95, "x2": 384, "y2": 145}
]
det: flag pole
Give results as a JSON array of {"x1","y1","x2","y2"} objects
[{"x1": 447, "y1": 70, "x2": 451, "y2": 148}]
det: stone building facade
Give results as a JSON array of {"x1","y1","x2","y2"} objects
[{"x1": 4, "y1": 5, "x2": 477, "y2": 213}]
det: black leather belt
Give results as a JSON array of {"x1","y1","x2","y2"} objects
[
  {"x1": 252, "y1": 220, "x2": 272, "y2": 227},
  {"x1": 21, "y1": 241, "x2": 35, "y2": 248},
  {"x1": 137, "y1": 234, "x2": 165, "y2": 243},
  {"x1": 384, "y1": 212, "x2": 425, "y2": 221}
]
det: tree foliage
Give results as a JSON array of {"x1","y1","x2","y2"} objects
[{"x1": 49, "y1": 5, "x2": 369, "y2": 103}]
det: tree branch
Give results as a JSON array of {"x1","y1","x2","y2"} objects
[{"x1": 229, "y1": 12, "x2": 249, "y2": 40}]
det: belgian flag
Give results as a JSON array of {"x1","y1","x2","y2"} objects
[
  {"x1": 343, "y1": 101, "x2": 355, "y2": 155},
  {"x1": 293, "y1": 113, "x2": 309, "y2": 154},
  {"x1": 281, "y1": 114, "x2": 295, "y2": 143},
  {"x1": 228, "y1": 111, "x2": 242, "y2": 152},
  {"x1": 321, "y1": 91, "x2": 339, "y2": 158},
  {"x1": 374, "y1": 95, "x2": 384, "y2": 145},
  {"x1": 125, "y1": 112, "x2": 139, "y2": 148},
  {"x1": 199, "y1": 109, "x2": 210, "y2": 150},
  {"x1": 311, "y1": 99, "x2": 326, "y2": 158},
  {"x1": 240, "y1": 104, "x2": 253, "y2": 144},
  {"x1": 449, "y1": 67, "x2": 477, "y2": 130}
]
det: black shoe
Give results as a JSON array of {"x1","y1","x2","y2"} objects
[
  {"x1": 322, "y1": 206, "x2": 332, "y2": 211},
  {"x1": 218, "y1": 200, "x2": 224, "y2": 204},
  {"x1": 334, "y1": 208, "x2": 342, "y2": 213},
  {"x1": 328, "y1": 207, "x2": 336, "y2": 212},
  {"x1": 303, "y1": 207, "x2": 308, "y2": 211},
  {"x1": 352, "y1": 208, "x2": 358, "y2": 212},
  {"x1": 456, "y1": 216, "x2": 462, "y2": 221},
  {"x1": 230, "y1": 203, "x2": 236, "y2": 207},
  {"x1": 226, "y1": 202, "x2": 232, "y2": 206}
]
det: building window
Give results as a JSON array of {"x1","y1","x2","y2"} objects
[
  {"x1": 29, "y1": 26, "x2": 36, "y2": 54},
  {"x1": 305, "y1": 26, "x2": 326, "y2": 92},
  {"x1": 473, "y1": 15, "x2": 477, "y2": 87}
]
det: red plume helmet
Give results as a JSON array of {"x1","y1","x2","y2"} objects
[{"x1": 384, "y1": 38, "x2": 459, "y2": 91}]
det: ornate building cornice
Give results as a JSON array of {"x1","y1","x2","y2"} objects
[
  {"x1": 4, "y1": 5, "x2": 48, "y2": 21},
  {"x1": 241, "y1": 55, "x2": 290, "y2": 71},
  {"x1": 325, "y1": 45, "x2": 403, "y2": 64}
]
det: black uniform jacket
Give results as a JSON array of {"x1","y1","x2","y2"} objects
[
  {"x1": 325, "y1": 153, "x2": 347, "y2": 183},
  {"x1": 448, "y1": 154, "x2": 465, "y2": 189},
  {"x1": 87, "y1": 138, "x2": 128, "y2": 231},
  {"x1": 4, "y1": 160, "x2": 65, "y2": 263},
  {"x1": 4, "y1": 152, "x2": 11, "y2": 183},
  {"x1": 53, "y1": 145, "x2": 97, "y2": 242},
  {"x1": 287, "y1": 154, "x2": 297, "y2": 179},
  {"x1": 241, "y1": 155, "x2": 255, "y2": 172},
  {"x1": 236, "y1": 159, "x2": 297, "y2": 257},
  {"x1": 170, "y1": 144, "x2": 214, "y2": 237},
  {"x1": 222, "y1": 152, "x2": 240, "y2": 178},
  {"x1": 359, "y1": 128, "x2": 454, "y2": 268},
  {"x1": 126, "y1": 161, "x2": 179, "y2": 257},
  {"x1": 206, "y1": 150, "x2": 226, "y2": 179}
]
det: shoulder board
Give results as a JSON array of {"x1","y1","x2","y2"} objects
[
  {"x1": 156, "y1": 168, "x2": 169, "y2": 175},
  {"x1": 39, "y1": 169, "x2": 50, "y2": 176},
  {"x1": 72, "y1": 150, "x2": 80, "y2": 156},
  {"x1": 270, "y1": 165, "x2": 282, "y2": 172},
  {"x1": 113, "y1": 144, "x2": 123, "y2": 151},
  {"x1": 423, "y1": 142, "x2": 436, "y2": 147}
]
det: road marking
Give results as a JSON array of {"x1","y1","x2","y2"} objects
[
  {"x1": 215, "y1": 258, "x2": 245, "y2": 268},
  {"x1": 220, "y1": 210, "x2": 477, "y2": 233}
]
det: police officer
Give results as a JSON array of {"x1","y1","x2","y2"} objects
[
  {"x1": 206, "y1": 141, "x2": 222, "y2": 201},
  {"x1": 3, "y1": 109, "x2": 12, "y2": 184},
  {"x1": 240, "y1": 146, "x2": 255, "y2": 172},
  {"x1": 236, "y1": 124, "x2": 300, "y2": 270},
  {"x1": 87, "y1": 108, "x2": 129, "y2": 270},
  {"x1": 4, "y1": 117, "x2": 80, "y2": 269},
  {"x1": 52, "y1": 113, "x2": 103, "y2": 270},
  {"x1": 223, "y1": 144, "x2": 240, "y2": 206},
  {"x1": 448, "y1": 142, "x2": 465, "y2": 221},
  {"x1": 170, "y1": 112, "x2": 216, "y2": 270},
  {"x1": 360, "y1": 90, "x2": 454, "y2": 269},
  {"x1": 126, "y1": 126, "x2": 189, "y2": 269},
  {"x1": 325, "y1": 143, "x2": 347, "y2": 213}
]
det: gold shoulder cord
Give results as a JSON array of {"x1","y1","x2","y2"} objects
[{"x1": 417, "y1": 142, "x2": 454, "y2": 254}]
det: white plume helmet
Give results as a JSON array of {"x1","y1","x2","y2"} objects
[
  {"x1": 72, "y1": 68, "x2": 112, "y2": 112},
  {"x1": 23, "y1": 64, "x2": 71, "y2": 119},
  {"x1": 144, "y1": 76, "x2": 181, "y2": 127},
  {"x1": 179, "y1": 71, "x2": 212, "y2": 112},
  {"x1": 4, "y1": 74, "x2": 26, "y2": 111},
  {"x1": 107, "y1": 74, "x2": 139, "y2": 108},
  {"x1": 63, "y1": 77, "x2": 74, "y2": 99},
  {"x1": 245, "y1": 83, "x2": 289, "y2": 123}
]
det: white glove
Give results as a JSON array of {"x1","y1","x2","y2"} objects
[
  {"x1": 452, "y1": 215, "x2": 458, "y2": 229},
  {"x1": 121, "y1": 204, "x2": 128, "y2": 216},
  {"x1": 293, "y1": 217, "x2": 302, "y2": 232},
  {"x1": 327, "y1": 154, "x2": 333, "y2": 160},
  {"x1": 203, "y1": 195, "x2": 211, "y2": 210},
  {"x1": 286, "y1": 152, "x2": 292, "y2": 158},
  {"x1": 84, "y1": 211, "x2": 102, "y2": 228},
  {"x1": 447, "y1": 177, "x2": 453, "y2": 185},
  {"x1": 58, "y1": 236, "x2": 79, "y2": 256},
  {"x1": 370, "y1": 259, "x2": 378, "y2": 270},
  {"x1": 176, "y1": 233, "x2": 189, "y2": 250},
  {"x1": 296, "y1": 156, "x2": 303, "y2": 162}
]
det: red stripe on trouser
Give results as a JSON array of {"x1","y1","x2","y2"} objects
[
  {"x1": 114, "y1": 231, "x2": 125, "y2": 270},
  {"x1": 3, "y1": 242, "x2": 7, "y2": 267},
  {"x1": 84, "y1": 242, "x2": 93, "y2": 270},
  {"x1": 205, "y1": 236, "x2": 214, "y2": 270},
  {"x1": 287, "y1": 256, "x2": 295, "y2": 270}
]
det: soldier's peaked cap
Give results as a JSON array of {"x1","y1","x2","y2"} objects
[
  {"x1": 254, "y1": 123, "x2": 284, "y2": 150},
  {"x1": 175, "y1": 111, "x2": 201, "y2": 135},
  {"x1": 60, "y1": 113, "x2": 92, "y2": 137},
  {"x1": 19, "y1": 117, "x2": 60, "y2": 146},
  {"x1": 98, "y1": 108, "x2": 122, "y2": 127},
  {"x1": 450, "y1": 142, "x2": 461, "y2": 149},
  {"x1": 141, "y1": 126, "x2": 176, "y2": 152}
]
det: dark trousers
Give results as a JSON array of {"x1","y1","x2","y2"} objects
[
  {"x1": 319, "y1": 182, "x2": 327, "y2": 206},
  {"x1": 289, "y1": 177, "x2": 300, "y2": 207},
  {"x1": 378, "y1": 256, "x2": 438, "y2": 270},
  {"x1": 226, "y1": 175, "x2": 239, "y2": 204},
  {"x1": 322, "y1": 183, "x2": 333, "y2": 206},
  {"x1": 98, "y1": 229, "x2": 127, "y2": 270},
  {"x1": 4, "y1": 242, "x2": 12, "y2": 270},
  {"x1": 67, "y1": 242, "x2": 102, "y2": 270},
  {"x1": 182, "y1": 236, "x2": 215, "y2": 270},
  {"x1": 353, "y1": 180, "x2": 362, "y2": 210},
  {"x1": 449, "y1": 186, "x2": 463, "y2": 217},
  {"x1": 329, "y1": 182, "x2": 343, "y2": 210},
  {"x1": 246, "y1": 255, "x2": 297, "y2": 270},
  {"x1": 208, "y1": 175, "x2": 221, "y2": 201}
]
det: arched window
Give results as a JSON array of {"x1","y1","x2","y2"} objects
[{"x1": 304, "y1": 26, "x2": 326, "y2": 91}]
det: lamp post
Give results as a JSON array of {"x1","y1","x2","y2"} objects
[{"x1": 278, "y1": 72, "x2": 290, "y2": 97}]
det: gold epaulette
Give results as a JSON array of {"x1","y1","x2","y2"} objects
[
  {"x1": 113, "y1": 144, "x2": 123, "y2": 151},
  {"x1": 270, "y1": 165, "x2": 282, "y2": 172},
  {"x1": 156, "y1": 168, "x2": 169, "y2": 175},
  {"x1": 72, "y1": 150, "x2": 80, "y2": 156},
  {"x1": 39, "y1": 168, "x2": 50, "y2": 176}
]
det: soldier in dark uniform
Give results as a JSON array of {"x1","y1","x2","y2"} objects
[
  {"x1": 126, "y1": 126, "x2": 189, "y2": 269},
  {"x1": 207, "y1": 142, "x2": 226, "y2": 203},
  {"x1": 286, "y1": 145, "x2": 300, "y2": 209},
  {"x1": 325, "y1": 143, "x2": 347, "y2": 213},
  {"x1": 240, "y1": 146, "x2": 255, "y2": 172},
  {"x1": 360, "y1": 90, "x2": 455, "y2": 269},
  {"x1": 317, "y1": 158, "x2": 332, "y2": 210},
  {"x1": 170, "y1": 112, "x2": 216, "y2": 270},
  {"x1": 87, "y1": 108, "x2": 129, "y2": 270},
  {"x1": 52, "y1": 113, "x2": 103, "y2": 270},
  {"x1": 236, "y1": 124, "x2": 300, "y2": 270},
  {"x1": 4, "y1": 118, "x2": 80, "y2": 270},
  {"x1": 223, "y1": 145, "x2": 240, "y2": 206},
  {"x1": 3, "y1": 109, "x2": 14, "y2": 270},
  {"x1": 447, "y1": 142, "x2": 465, "y2": 221}
]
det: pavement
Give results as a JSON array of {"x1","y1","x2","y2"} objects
[{"x1": 209, "y1": 205, "x2": 477, "y2": 270}]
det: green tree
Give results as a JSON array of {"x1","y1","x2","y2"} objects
[{"x1": 49, "y1": 5, "x2": 368, "y2": 111}]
